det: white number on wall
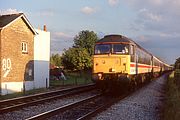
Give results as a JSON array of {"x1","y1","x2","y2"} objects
[{"x1": 2, "y1": 58, "x2": 12, "y2": 77}]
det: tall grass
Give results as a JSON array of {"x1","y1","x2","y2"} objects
[
  {"x1": 50, "y1": 71, "x2": 93, "y2": 87},
  {"x1": 163, "y1": 71, "x2": 180, "y2": 120}
]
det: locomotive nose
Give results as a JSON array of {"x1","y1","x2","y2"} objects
[{"x1": 93, "y1": 56, "x2": 128, "y2": 74}]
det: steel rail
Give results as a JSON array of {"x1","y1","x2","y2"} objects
[
  {"x1": 25, "y1": 94, "x2": 102, "y2": 120},
  {"x1": 0, "y1": 84, "x2": 95, "y2": 113},
  {"x1": 77, "y1": 96, "x2": 125, "y2": 120}
]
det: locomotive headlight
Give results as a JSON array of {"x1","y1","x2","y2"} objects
[
  {"x1": 111, "y1": 68, "x2": 115, "y2": 72},
  {"x1": 98, "y1": 73, "x2": 103, "y2": 80},
  {"x1": 98, "y1": 73, "x2": 102, "y2": 77},
  {"x1": 109, "y1": 68, "x2": 116, "y2": 72}
]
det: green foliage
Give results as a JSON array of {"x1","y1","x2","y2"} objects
[
  {"x1": 50, "y1": 54, "x2": 62, "y2": 67},
  {"x1": 61, "y1": 47, "x2": 92, "y2": 70},
  {"x1": 73, "y1": 30, "x2": 98, "y2": 56},
  {"x1": 175, "y1": 57, "x2": 180, "y2": 69},
  {"x1": 61, "y1": 30, "x2": 98, "y2": 71}
]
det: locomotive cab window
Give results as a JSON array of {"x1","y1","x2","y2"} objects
[
  {"x1": 95, "y1": 44, "x2": 129, "y2": 55},
  {"x1": 95, "y1": 44, "x2": 111, "y2": 54},
  {"x1": 112, "y1": 44, "x2": 129, "y2": 54},
  {"x1": 130, "y1": 45, "x2": 134, "y2": 55}
]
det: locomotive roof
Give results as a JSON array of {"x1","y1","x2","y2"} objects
[
  {"x1": 97, "y1": 34, "x2": 152, "y2": 55},
  {"x1": 96, "y1": 35, "x2": 135, "y2": 44}
]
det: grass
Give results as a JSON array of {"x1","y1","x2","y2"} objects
[
  {"x1": 0, "y1": 88, "x2": 47, "y2": 100},
  {"x1": 163, "y1": 71, "x2": 180, "y2": 120},
  {"x1": 50, "y1": 71, "x2": 93, "y2": 87}
]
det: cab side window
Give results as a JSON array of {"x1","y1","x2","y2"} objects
[
  {"x1": 130, "y1": 45, "x2": 134, "y2": 55},
  {"x1": 130, "y1": 45, "x2": 135, "y2": 62}
]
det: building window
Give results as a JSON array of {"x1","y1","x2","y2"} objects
[{"x1": 21, "y1": 42, "x2": 28, "y2": 53}]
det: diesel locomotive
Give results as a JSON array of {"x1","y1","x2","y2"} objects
[{"x1": 92, "y1": 35, "x2": 172, "y2": 90}]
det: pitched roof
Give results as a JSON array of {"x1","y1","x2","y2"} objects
[{"x1": 0, "y1": 13, "x2": 37, "y2": 34}]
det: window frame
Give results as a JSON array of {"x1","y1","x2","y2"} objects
[
  {"x1": 112, "y1": 44, "x2": 129, "y2": 55},
  {"x1": 21, "y1": 42, "x2": 28, "y2": 53},
  {"x1": 94, "y1": 44, "x2": 111, "y2": 55}
]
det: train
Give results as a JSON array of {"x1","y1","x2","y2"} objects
[{"x1": 92, "y1": 35, "x2": 173, "y2": 91}]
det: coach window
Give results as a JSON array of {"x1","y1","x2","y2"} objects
[{"x1": 21, "y1": 42, "x2": 28, "y2": 53}]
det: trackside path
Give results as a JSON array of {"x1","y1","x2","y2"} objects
[{"x1": 93, "y1": 74, "x2": 169, "y2": 120}]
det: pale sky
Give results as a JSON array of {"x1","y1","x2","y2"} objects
[{"x1": 0, "y1": 0, "x2": 180, "y2": 64}]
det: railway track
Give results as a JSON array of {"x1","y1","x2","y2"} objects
[
  {"x1": 0, "y1": 81, "x2": 149, "y2": 119},
  {"x1": 26, "y1": 92, "x2": 128, "y2": 120},
  {"x1": 0, "y1": 84, "x2": 95, "y2": 114},
  {"x1": 26, "y1": 94, "x2": 103, "y2": 120},
  {"x1": 0, "y1": 82, "x2": 146, "y2": 119}
]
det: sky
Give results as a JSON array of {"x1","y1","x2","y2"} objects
[{"x1": 0, "y1": 0, "x2": 180, "y2": 64}]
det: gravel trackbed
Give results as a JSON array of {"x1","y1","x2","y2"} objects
[{"x1": 93, "y1": 74, "x2": 168, "y2": 120}]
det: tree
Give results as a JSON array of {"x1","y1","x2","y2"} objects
[
  {"x1": 61, "y1": 30, "x2": 98, "y2": 71},
  {"x1": 73, "y1": 30, "x2": 98, "y2": 56},
  {"x1": 175, "y1": 57, "x2": 180, "y2": 69},
  {"x1": 61, "y1": 47, "x2": 92, "y2": 70},
  {"x1": 50, "y1": 54, "x2": 62, "y2": 67}
]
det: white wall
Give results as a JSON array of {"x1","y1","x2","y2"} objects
[
  {"x1": 31, "y1": 29, "x2": 50, "y2": 89},
  {"x1": 1, "y1": 82, "x2": 23, "y2": 95}
]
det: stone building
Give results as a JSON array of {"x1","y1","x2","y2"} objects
[{"x1": 0, "y1": 13, "x2": 50, "y2": 95}]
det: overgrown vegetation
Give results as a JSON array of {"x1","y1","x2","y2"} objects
[
  {"x1": 50, "y1": 71, "x2": 92, "y2": 87},
  {"x1": 175, "y1": 57, "x2": 180, "y2": 69},
  {"x1": 163, "y1": 57, "x2": 180, "y2": 120},
  {"x1": 163, "y1": 72, "x2": 180, "y2": 120}
]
